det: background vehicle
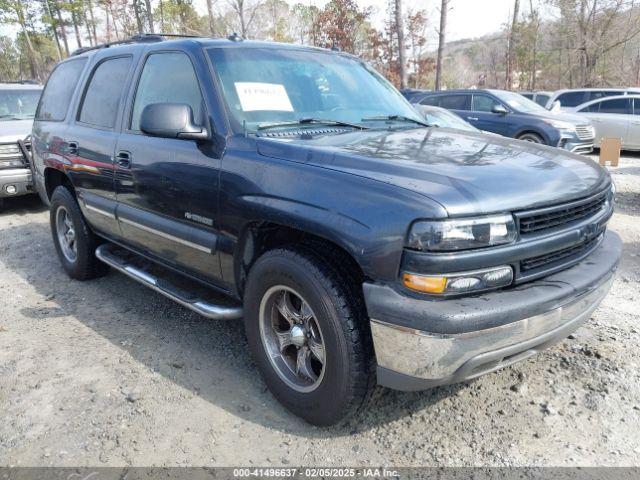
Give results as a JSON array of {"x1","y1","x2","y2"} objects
[
  {"x1": 412, "y1": 89, "x2": 595, "y2": 154},
  {"x1": 545, "y1": 88, "x2": 640, "y2": 111},
  {"x1": 0, "y1": 83, "x2": 42, "y2": 205},
  {"x1": 400, "y1": 88, "x2": 430, "y2": 102},
  {"x1": 518, "y1": 91, "x2": 553, "y2": 108},
  {"x1": 567, "y1": 95, "x2": 640, "y2": 151},
  {"x1": 32, "y1": 36, "x2": 619, "y2": 426},
  {"x1": 415, "y1": 104, "x2": 479, "y2": 132}
]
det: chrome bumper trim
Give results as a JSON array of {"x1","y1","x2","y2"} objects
[{"x1": 371, "y1": 272, "x2": 614, "y2": 381}]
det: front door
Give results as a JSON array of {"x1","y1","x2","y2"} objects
[
  {"x1": 471, "y1": 94, "x2": 512, "y2": 136},
  {"x1": 115, "y1": 51, "x2": 223, "y2": 285}
]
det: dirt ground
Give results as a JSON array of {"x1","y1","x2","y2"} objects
[{"x1": 0, "y1": 153, "x2": 638, "y2": 468}]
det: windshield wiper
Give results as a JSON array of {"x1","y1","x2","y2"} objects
[
  {"x1": 258, "y1": 117, "x2": 368, "y2": 131},
  {"x1": 361, "y1": 114, "x2": 431, "y2": 128}
]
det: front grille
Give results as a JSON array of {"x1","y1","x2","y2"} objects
[
  {"x1": 575, "y1": 125, "x2": 595, "y2": 140},
  {"x1": 0, "y1": 142, "x2": 27, "y2": 168},
  {"x1": 518, "y1": 191, "x2": 608, "y2": 235},
  {"x1": 521, "y1": 235, "x2": 601, "y2": 272}
]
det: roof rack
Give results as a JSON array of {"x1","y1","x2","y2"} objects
[{"x1": 70, "y1": 33, "x2": 202, "y2": 56}]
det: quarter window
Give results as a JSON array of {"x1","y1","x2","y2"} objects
[
  {"x1": 130, "y1": 52, "x2": 203, "y2": 131},
  {"x1": 79, "y1": 56, "x2": 132, "y2": 128},
  {"x1": 36, "y1": 58, "x2": 87, "y2": 121},
  {"x1": 419, "y1": 96, "x2": 439, "y2": 106}
]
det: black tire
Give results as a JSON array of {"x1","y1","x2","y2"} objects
[
  {"x1": 518, "y1": 132, "x2": 545, "y2": 144},
  {"x1": 50, "y1": 186, "x2": 108, "y2": 280},
  {"x1": 243, "y1": 247, "x2": 375, "y2": 426}
]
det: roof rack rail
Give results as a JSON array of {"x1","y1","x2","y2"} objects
[{"x1": 70, "y1": 33, "x2": 202, "y2": 56}]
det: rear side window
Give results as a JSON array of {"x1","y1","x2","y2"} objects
[
  {"x1": 634, "y1": 99, "x2": 640, "y2": 115},
  {"x1": 520, "y1": 93, "x2": 533, "y2": 100},
  {"x1": 130, "y1": 52, "x2": 203, "y2": 131},
  {"x1": 419, "y1": 96, "x2": 439, "y2": 106},
  {"x1": 36, "y1": 58, "x2": 87, "y2": 121},
  {"x1": 556, "y1": 91, "x2": 586, "y2": 108},
  {"x1": 438, "y1": 94, "x2": 470, "y2": 110},
  {"x1": 589, "y1": 91, "x2": 620, "y2": 101},
  {"x1": 598, "y1": 98, "x2": 630, "y2": 114},
  {"x1": 535, "y1": 94, "x2": 550, "y2": 107},
  {"x1": 78, "y1": 56, "x2": 132, "y2": 128},
  {"x1": 472, "y1": 94, "x2": 501, "y2": 112}
]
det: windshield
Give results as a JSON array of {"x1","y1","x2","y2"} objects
[
  {"x1": 419, "y1": 106, "x2": 477, "y2": 131},
  {"x1": 207, "y1": 47, "x2": 425, "y2": 132},
  {"x1": 0, "y1": 89, "x2": 41, "y2": 120},
  {"x1": 492, "y1": 90, "x2": 546, "y2": 114}
]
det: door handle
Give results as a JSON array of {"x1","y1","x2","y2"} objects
[
  {"x1": 67, "y1": 141, "x2": 78, "y2": 154},
  {"x1": 115, "y1": 150, "x2": 132, "y2": 168},
  {"x1": 467, "y1": 117, "x2": 479, "y2": 121}
]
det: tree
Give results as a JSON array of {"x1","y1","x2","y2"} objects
[
  {"x1": 393, "y1": 0, "x2": 407, "y2": 88},
  {"x1": 228, "y1": 0, "x2": 262, "y2": 37},
  {"x1": 311, "y1": 0, "x2": 369, "y2": 53},
  {"x1": 505, "y1": 0, "x2": 520, "y2": 89},
  {"x1": 406, "y1": 8, "x2": 429, "y2": 87},
  {"x1": 0, "y1": 0, "x2": 40, "y2": 80},
  {"x1": 435, "y1": 0, "x2": 450, "y2": 90}
]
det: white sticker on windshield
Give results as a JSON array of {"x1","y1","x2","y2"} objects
[{"x1": 235, "y1": 82, "x2": 294, "y2": 112}]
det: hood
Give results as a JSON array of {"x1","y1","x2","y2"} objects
[
  {"x1": 529, "y1": 109, "x2": 590, "y2": 126},
  {"x1": 0, "y1": 119, "x2": 34, "y2": 143},
  {"x1": 257, "y1": 127, "x2": 609, "y2": 217}
]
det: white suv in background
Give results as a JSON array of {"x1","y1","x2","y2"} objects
[
  {"x1": 545, "y1": 88, "x2": 640, "y2": 111},
  {"x1": 0, "y1": 82, "x2": 42, "y2": 206}
]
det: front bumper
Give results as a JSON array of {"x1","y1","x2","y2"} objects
[
  {"x1": 558, "y1": 132, "x2": 594, "y2": 155},
  {"x1": 0, "y1": 168, "x2": 33, "y2": 198},
  {"x1": 365, "y1": 230, "x2": 621, "y2": 391}
]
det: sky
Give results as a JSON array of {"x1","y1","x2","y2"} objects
[{"x1": 2, "y1": 0, "x2": 528, "y2": 49}]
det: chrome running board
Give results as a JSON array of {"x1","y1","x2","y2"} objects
[{"x1": 95, "y1": 244, "x2": 243, "y2": 320}]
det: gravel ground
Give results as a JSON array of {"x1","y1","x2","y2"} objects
[{"x1": 0, "y1": 153, "x2": 638, "y2": 467}]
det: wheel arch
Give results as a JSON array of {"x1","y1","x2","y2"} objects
[{"x1": 44, "y1": 167, "x2": 75, "y2": 201}]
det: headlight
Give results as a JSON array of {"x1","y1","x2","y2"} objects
[
  {"x1": 407, "y1": 214, "x2": 517, "y2": 251},
  {"x1": 543, "y1": 119, "x2": 576, "y2": 131}
]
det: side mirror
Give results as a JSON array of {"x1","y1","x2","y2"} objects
[
  {"x1": 140, "y1": 103, "x2": 209, "y2": 141},
  {"x1": 491, "y1": 104, "x2": 508, "y2": 115},
  {"x1": 550, "y1": 100, "x2": 561, "y2": 112}
]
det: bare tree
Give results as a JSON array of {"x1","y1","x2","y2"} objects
[
  {"x1": 143, "y1": 0, "x2": 154, "y2": 32},
  {"x1": 435, "y1": 0, "x2": 449, "y2": 90},
  {"x1": 55, "y1": 0, "x2": 70, "y2": 56},
  {"x1": 505, "y1": 0, "x2": 520, "y2": 89},
  {"x1": 206, "y1": 0, "x2": 216, "y2": 35},
  {"x1": 229, "y1": 0, "x2": 261, "y2": 37},
  {"x1": 394, "y1": 0, "x2": 407, "y2": 89}
]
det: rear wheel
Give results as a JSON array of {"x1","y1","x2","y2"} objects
[
  {"x1": 518, "y1": 132, "x2": 545, "y2": 144},
  {"x1": 50, "y1": 186, "x2": 108, "y2": 280},
  {"x1": 244, "y1": 247, "x2": 374, "y2": 426}
]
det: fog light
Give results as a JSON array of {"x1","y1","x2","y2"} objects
[
  {"x1": 5, "y1": 185, "x2": 17, "y2": 195},
  {"x1": 403, "y1": 266, "x2": 513, "y2": 295}
]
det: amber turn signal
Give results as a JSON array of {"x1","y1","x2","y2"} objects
[{"x1": 403, "y1": 273, "x2": 447, "y2": 294}]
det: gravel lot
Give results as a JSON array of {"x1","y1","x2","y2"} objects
[{"x1": 0, "y1": 153, "x2": 638, "y2": 467}]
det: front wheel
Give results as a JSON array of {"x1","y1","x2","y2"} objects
[
  {"x1": 243, "y1": 247, "x2": 374, "y2": 426},
  {"x1": 518, "y1": 132, "x2": 545, "y2": 144}
]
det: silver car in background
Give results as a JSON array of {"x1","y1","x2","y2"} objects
[
  {"x1": 0, "y1": 83, "x2": 42, "y2": 205},
  {"x1": 567, "y1": 95, "x2": 640, "y2": 151}
]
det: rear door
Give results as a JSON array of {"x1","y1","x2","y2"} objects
[
  {"x1": 67, "y1": 55, "x2": 134, "y2": 238},
  {"x1": 581, "y1": 98, "x2": 631, "y2": 148},
  {"x1": 114, "y1": 50, "x2": 223, "y2": 285},
  {"x1": 627, "y1": 98, "x2": 640, "y2": 149},
  {"x1": 435, "y1": 94, "x2": 472, "y2": 124}
]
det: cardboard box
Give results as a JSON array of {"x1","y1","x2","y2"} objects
[{"x1": 599, "y1": 138, "x2": 621, "y2": 167}]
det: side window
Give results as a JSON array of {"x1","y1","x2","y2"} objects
[
  {"x1": 535, "y1": 95, "x2": 550, "y2": 107},
  {"x1": 472, "y1": 94, "x2": 501, "y2": 112},
  {"x1": 78, "y1": 56, "x2": 132, "y2": 128},
  {"x1": 579, "y1": 102, "x2": 600, "y2": 113},
  {"x1": 35, "y1": 58, "x2": 87, "y2": 121},
  {"x1": 130, "y1": 52, "x2": 203, "y2": 131},
  {"x1": 589, "y1": 91, "x2": 620, "y2": 101},
  {"x1": 598, "y1": 98, "x2": 630, "y2": 114},
  {"x1": 635, "y1": 99, "x2": 640, "y2": 115},
  {"x1": 521, "y1": 93, "x2": 533, "y2": 100},
  {"x1": 557, "y1": 91, "x2": 586, "y2": 108},
  {"x1": 419, "y1": 96, "x2": 439, "y2": 106},
  {"x1": 439, "y1": 94, "x2": 470, "y2": 110}
]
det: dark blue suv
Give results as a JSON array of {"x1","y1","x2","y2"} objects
[{"x1": 413, "y1": 89, "x2": 595, "y2": 154}]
